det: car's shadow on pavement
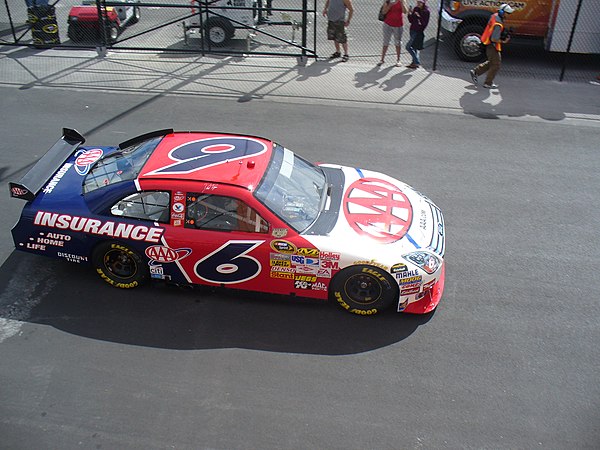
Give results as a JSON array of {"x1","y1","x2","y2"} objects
[{"x1": 0, "y1": 252, "x2": 434, "y2": 355}]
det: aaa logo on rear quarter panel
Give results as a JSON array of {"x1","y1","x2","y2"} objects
[
  {"x1": 343, "y1": 178, "x2": 413, "y2": 244},
  {"x1": 145, "y1": 245, "x2": 192, "y2": 263}
]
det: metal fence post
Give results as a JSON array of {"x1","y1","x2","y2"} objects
[
  {"x1": 432, "y1": 0, "x2": 443, "y2": 71},
  {"x1": 559, "y1": 0, "x2": 583, "y2": 81}
]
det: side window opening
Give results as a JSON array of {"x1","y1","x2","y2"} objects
[
  {"x1": 185, "y1": 193, "x2": 269, "y2": 233},
  {"x1": 111, "y1": 191, "x2": 171, "y2": 223}
]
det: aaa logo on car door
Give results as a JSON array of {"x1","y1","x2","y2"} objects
[
  {"x1": 194, "y1": 240, "x2": 264, "y2": 284},
  {"x1": 146, "y1": 137, "x2": 267, "y2": 175},
  {"x1": 343, "y1": 178, "x2": 413, "y2": 244}
]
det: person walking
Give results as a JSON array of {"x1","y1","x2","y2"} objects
[
  {"x1": 377, "y1": 0, "x2": 407, "y2": 66},
  {"x1": 323, "y1": 0, "x2": 354, "y2": 62},
  {"x1": 470, "y1": 3, "x2": 514, "y2": 89},
  {"x1": 405, "y1": 0, "x2": 429, "y2": 69}
]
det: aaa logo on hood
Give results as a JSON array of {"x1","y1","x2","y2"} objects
[
  {"x1": 343, "y1": 178, "x2": 413, "y2": 244},
  {"x1": 145, "y1": 245, "x2": 192, "y2": 263},
  {"x1": 74, "y1": 148, "x2": 103, "y2": 175}
]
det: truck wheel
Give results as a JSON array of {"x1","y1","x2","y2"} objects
[
  {"x1": 205, "y1": 18, "x2": 233, "y2": 47},
  {"x1": 105, "y1": 22, "x2": 120, "y2": 43},
  {"x1": 93, "y1": 242, "x2": 148, "y2": 289},
  {"x1": 329, "y1": 265, "x2": 398, "y2": 315},
  {"x1": 67, "y1": 24, "x2": 84, "y2": 42},
  {"x1": 130, "y1": 6, "x2": 140, "y2": 24},
  {"x1": 454, "y1": 24, "x2": 486, "y2": 62}
]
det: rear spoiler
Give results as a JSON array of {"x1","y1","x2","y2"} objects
[{"x1": 9, "y1": 128, "x2": 85, "y2": 201}]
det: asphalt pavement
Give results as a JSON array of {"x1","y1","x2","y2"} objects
[
  {"x1": 1, "y1": 46, "x2": 600, "y2": 450},
  {"x1": 1, "y1": 46, "x2": 600, "y2": 131}
]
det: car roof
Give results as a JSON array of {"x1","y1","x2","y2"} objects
[{"x1": 138, "y1": 132, "x2": 274, "y2": 191}]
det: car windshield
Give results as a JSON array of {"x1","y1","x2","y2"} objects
[
  {"x1": 83, "y1": 136, "x2": 162, "y2": 193},
  {"x1": 254, "y1": 145, "x2": 326, "y2": 232}
]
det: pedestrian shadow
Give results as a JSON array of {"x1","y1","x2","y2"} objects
[
  {"x1": 379, "y1": 69, "x2": 412, "y2": 92},
  {"x1": 354, "y1": 64, "x2": 393, "y2": 90},
  {"x1": 459, "y1": 85, "x2": 566, "y2": 121},
  {"x1": 295, "y1": 60, "x2": 332, "y2": 81}
]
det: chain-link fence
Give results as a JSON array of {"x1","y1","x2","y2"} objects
[{"x1": 1, "y1": 0, "x2": 598, "y2": 82}]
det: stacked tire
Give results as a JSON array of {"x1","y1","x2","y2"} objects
[{"x1": 28, "y1": 5, "x2": 61, "y2": 47}]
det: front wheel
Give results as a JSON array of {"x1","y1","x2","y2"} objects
[
  {"x1": 205, "y1": 19, "x2": 233, "y2": 47},
  {"x1": 329, "y1": 265, "x2": 398, "y2": 315},
  {"x1": 454, "y1": 24, "x2": 486, "y2": 62},
  {"x1": 92, "y1": 241, "x2": 148, "y2": 289}
]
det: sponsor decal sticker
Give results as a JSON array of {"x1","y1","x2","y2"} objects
[
  {"x1": 319, "y1": 251, "x2": 340, "y2": 260},
  {"x1": 74, "y1": 148, "x2": 103, "y2": 175},
  {"x1": 272, "y1": 228, "x2": 288, "y2": 238},
  {"x1": 343, "y1": 178, "x2": 413, "y2": 243},
  {"x1": 391, "y1": 263, "x2": 408, "y2": 273},
  {"x1": 34, "y1": 211, "x2": 164, "y2": 243},
  {"x1": 270, "y1": 239, "x2": 297, "y2": 254},
  {"x1": 297, "y1": 248, "x2": 319, "y2": 257},
  {"x1": 270, "y1": 271, "x2": 295, "y2": 279},
  {"x1": 43, "y1": 163, "x2": 72, "y2": 194},
  {"x1": 145, "y1": 245, "x2": 191, "y2": 263}
]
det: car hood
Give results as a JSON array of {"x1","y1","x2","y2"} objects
[{"x1": 306, "y1": 165, "x2": 445, "y2": 265}]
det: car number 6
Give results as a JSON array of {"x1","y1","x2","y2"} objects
[{"x1": 194, "y1": 240, "x2": 264, "y2": 284}]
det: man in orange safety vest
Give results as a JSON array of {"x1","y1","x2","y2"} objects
[{"x1": 469, "y1": 3, "x2": 514, "y2": 89}]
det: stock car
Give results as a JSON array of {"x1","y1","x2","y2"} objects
[{"x1": 9, "y1": 129, "x2": 446, "y2": 315}]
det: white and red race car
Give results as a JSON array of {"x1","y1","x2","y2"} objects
[{"x1": 10, "y1": 129, "x2": 445, "y2": 315}]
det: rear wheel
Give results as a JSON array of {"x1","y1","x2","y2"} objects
[
  {"x1": 454, "y1": 24, "x2": 486, "y2": 62},
  {"x1": 93, "y1": 242, "x2": 148, "y2": 289},
  {"x1": 330, "y1": 265, "x2": 398, "y2": 315},
  {"x1": 105, "y1": 22, "x2": 120, "y2": 43},
  {"x1": 130, "y1": 6, "x2": 140, "y2": 24}
]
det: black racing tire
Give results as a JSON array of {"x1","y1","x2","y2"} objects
[
  {"x1": 330, "y1": 265, "x2": 398, "y2": 315},
  {"x1": 104, "y1": 22, "x2": 120, "y2": 44},
  {"x1": 67, "y1": 24, "x2": 84, "y2": 42},
  {"x1": 92, "y1": 241, "x2": 148, "y2": 289},
  {"x1": 130, "y1": 6, "x2": 140, "y2": 24},
  {"x1": 454, "y1": 24, "x2": 486, "y2": 62},
  {"x1": 205, "y1": 18, "x2": 234, "y2": 47}
]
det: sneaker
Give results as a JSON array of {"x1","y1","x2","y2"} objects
[
  {"x1": 329, "y1": 52, "x2": 341, "y2": 59},
  {"x1": 341, "y1": 54, "x2": 349, "y2": 62},
  {"x1": 376, "y1": 60, "x2": 384, "y2": 66},
  {"x1": 406, "y1": 63, "x2": 419, "y2": 69},
  {"x1": 483, "y1": 83, "x2": 498, "y2": 89},
  {"x1": 470, "y1": 69, "x2": 478, "y2": 85}
]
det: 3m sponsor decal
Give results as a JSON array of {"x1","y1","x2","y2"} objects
[
  {"x1": 43, "y1": 163, "x2": 72, "y2": 194},
  {"x1": 74, "y1": 148, "x2": 103, "y2": 175},
  {"x1": 319, "y1": 251, "x2": 340, "y2": 260},
  {"x1": 297, "y1": 247, "x2": 319, "y2": 257},
  {"x1": 145, "y1": 245, "x2": 191, "y2": 263},
  {"x1": 270, "y1": 259, "x2": 291, "y2": 267},
  {"x1": 145, "y1": 137, "x2": 267, "y2": 176},
  {"x1": 320, "y1": 260, "x2": 339, "y2": 270},
  {"x1": 391, "y1": 263, "x2": 408, "y2": 273},
  {"x1": 343, "y1": 178, "x2": 413, "y2": 243},
  {"x1": 270, "y1": 239, "x2": 296, "y2": 254},
  {"x1": 34, "y1": 211, "x2": 164, "y2": 243},
  {"x1": 270, "y1": 271, "x2": 295, "y2": 279}
]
